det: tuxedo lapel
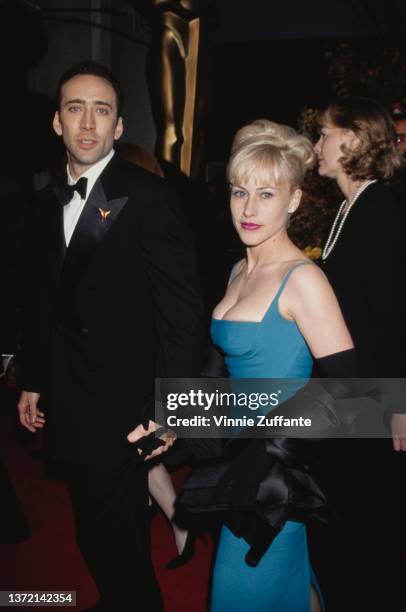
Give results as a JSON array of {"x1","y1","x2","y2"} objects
[
  {"x1": 59, "y1": 172, "x2": 128, "y2": 296},
  {"x1": 49, "y1": 184, "x2": 67, "y2": 288}
]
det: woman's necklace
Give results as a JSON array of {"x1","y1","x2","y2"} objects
[{"x1": 321, "y1": 179, "x2": 377, "y2": 261}]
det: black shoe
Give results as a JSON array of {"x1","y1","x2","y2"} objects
[
  {"x1": 166, "y1": 530, "x2": 196, "y2": 569},
  {"x1": 166, "y1": 530, "x2": 207, "y2": 569}
]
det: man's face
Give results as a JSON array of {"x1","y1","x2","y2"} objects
[{"x1": 53, "y1": 74, "x2": 123, "y2": 176}]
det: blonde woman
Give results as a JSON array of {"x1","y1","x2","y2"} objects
[{"x1": 208, "y1": 120, "x2": 355, "y2": 611}]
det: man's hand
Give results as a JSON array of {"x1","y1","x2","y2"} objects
[
  {"x1": 17, "y1": 391, "x2": 45, "y2": 433},
  {"x1": 391, "y1": 413, "x2": 406, "y2": 451},
  {"x1": 127, "y1": 420, "x2": 176, "y2": 460}
]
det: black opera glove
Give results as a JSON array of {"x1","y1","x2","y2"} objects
[
  {"x1": 245, "y1": 529, "x2": 277, "y2": 567},
  {"x1": 214, "y1": 439, "x2": 274, "y2": 509},
  {"x1": 215, "y1": 349, "x2": 364, "y2": 508},
  {"x1": 213, "y1": 349, "x2": 361, "y2": 510}
]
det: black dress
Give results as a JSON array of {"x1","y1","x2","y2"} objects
[
  {"x1": 323, "y1": 181, "x2": 406, "y2": 377},
  {"x1": 314, "y1": 181, "x2": 406, "y2": 611}
]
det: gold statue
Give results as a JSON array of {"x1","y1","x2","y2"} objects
[{"x1": 149, "y1": 0, "x2": 210, "y2": 178}]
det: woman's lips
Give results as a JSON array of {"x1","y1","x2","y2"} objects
[{"x1": 241, "y1": 222, "x2": 262, "y2": 230}]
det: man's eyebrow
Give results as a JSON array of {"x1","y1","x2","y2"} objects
[
  {"x1": 64, "y1": 98, "x2": 113, "y2": 109},
  {"x1": 94, "y1": 100, "x2": 113, "y2": 109}
]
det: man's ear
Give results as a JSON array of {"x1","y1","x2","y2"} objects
[
  {"x1": 114, "y1": 117, "x2": 124, "y2": 141},
  {"x1": 288, "y1": 188, "x2": 302, "y2": 214},
  {"x1": 52, "y1": 111, "x2": 62, "y2": 136}
]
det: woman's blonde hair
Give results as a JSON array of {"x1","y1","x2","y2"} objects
[
  {"x1": 323, "y1": 97, "x2": 403, "y2": 180},
  {"x1": 227, "y1": 119, "x2": 316, "y2": 190}
]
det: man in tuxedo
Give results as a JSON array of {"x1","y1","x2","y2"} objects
[{"x1": 17, "y1": 61, "x2": 205, "y2": 610}]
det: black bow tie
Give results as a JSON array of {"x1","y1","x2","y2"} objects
[{"x1": 61, "y1": 176, "x2": 88, "y2": 205}]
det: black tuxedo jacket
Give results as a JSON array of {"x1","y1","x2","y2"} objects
[
  {"x1": 322, "y1": 181, "x2": 406, "y2": 377},
  {"x1": 21, "y1": 155, "x2": 205, "y2": 464}
]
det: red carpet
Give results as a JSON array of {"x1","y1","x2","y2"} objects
[{"x1": 0, "y1": 392, "x2": 214, "y2": 611}]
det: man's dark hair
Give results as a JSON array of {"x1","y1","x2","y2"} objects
[{"x1": 56, "y1": 60, "x2": 124, "y2": 117}]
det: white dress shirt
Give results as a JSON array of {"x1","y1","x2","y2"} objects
[{"x1": 64, "y1": 149, "x2": 115, "y2": 246}]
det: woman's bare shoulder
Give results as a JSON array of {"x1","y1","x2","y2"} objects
[{"x1": 286, "y1": 259, "x2": 336, "y2": 303}]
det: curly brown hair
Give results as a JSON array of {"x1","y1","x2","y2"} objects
[{"x1": 322, "y1": 97, "x2": 403, "y2": 180}]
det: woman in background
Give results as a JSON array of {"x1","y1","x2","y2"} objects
[{"x1": 314, "y1": 97, "x2": 406, "y2": 610}]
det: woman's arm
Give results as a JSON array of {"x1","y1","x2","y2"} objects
[{"x1": 281, "y1": 263, "x2": 354, "y2": 358}]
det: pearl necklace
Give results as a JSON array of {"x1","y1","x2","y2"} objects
[{"x1": 322, "y1": 180, "x2": 377, "y2": 261}]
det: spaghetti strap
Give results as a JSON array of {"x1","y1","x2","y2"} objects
[
  {"x1": 251, "y1": 261, "x2": 314, "y2": 325},
  {"x1": 274, "y1": 261, "x2": 313, "y2": 302}
]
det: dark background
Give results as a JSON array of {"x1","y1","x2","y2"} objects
[
  {"x1": 1, "y1": 0, "x2": 405, "y2": 352},
  {"x1": 2, "y1": 1, "x2": 405, "y2": 178}
]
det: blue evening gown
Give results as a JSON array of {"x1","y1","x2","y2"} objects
[{"x1": 210, "y1": 262, "x2": 322, "y2": 611}]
